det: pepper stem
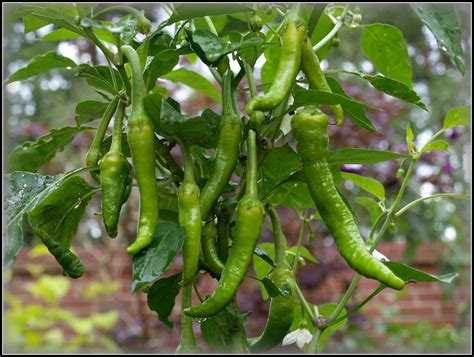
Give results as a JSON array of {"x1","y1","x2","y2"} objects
[
  {"x1": 245, "y1": 129, "x2": 258, "y2": 196},
  {"x1": 110, "y1": 100, "x2": 126, "y2": 154}
]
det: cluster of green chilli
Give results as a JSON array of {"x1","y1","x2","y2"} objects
[{"x1": 83, "y1": 5, "x2": 405, "y2": 353}]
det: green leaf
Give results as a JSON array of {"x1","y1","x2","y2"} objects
[
  {"x1": 4, "y1": 172, "x2": 76, "y2": 269},
  {"x1": 75, "y1": 64, "x2": 123, "y2": 95},
  {"x1": 144, "y1": 49, "x2": 180, "y2": 91},
  {"x1": 75, "y1": 101, "x2": 109, "y2": 124},
  {"x1": 420, "y1": 140, "x2": 449, "y2": 154},
  {"x1": 185, "y1": 29, "x2": 264, "y2": 66},
  {"x1": 325, "y1": 78, "x2": 378, "y2": 132},
  {"x1": 145, "y1": 96, "x2": 221, "y2": 148},
  {"x1": 40, "y1": 28, "x2": 81, "y2": 41},
  {"x1": 355, "y1": 197, "x2": 383, "y2": 226},
  {"x1": 27, "y1": 175, "x2": 95, "y2": 278},
  {"x1": 162, "y1": 68, "x2": 221, "y2": 103},
  {"x1": 412, "y1": 4, "x2": 465, "y2": 74},
  {"x1": 383, "y1": 262, "x2": 458, "y2": 284},
  {"x1": 131, "y1": 222, "x2": 186, "y2": 292},
  {"x1": 8, "y1": 126, "x2": 94, "y2": 173},
  {"x1": 326, "y1": 148, "x2": 408, "y2": 165},
  {"x1": 253, "y1": 242, "x2": 275, "y2": 301},
  {"x1": 361, "y1": 23, "x2": 412, "y2": 88},
  {"x1": 6, "y1": 51, "x2": 77, "y2": 84},
  {"x1": 341, "y1": 172, "x2": 385, "y2": 200},
  {"x1": 315, "y1": 304, "x2": 347, "y2": 352},
  {"x1": 167, "y1": 4, "x2": 251, "y2": 24},
  {"x1": 261, "y1": 277, "x2": 291, "y2": 298},
  {"x1": 200, "y1": 303, "x2": 246, "y2": 352},
  {"x1": 239, "y1": 32, "x2": 264, "y2": 66},
  {"x1": 147, "y1": 273, "x2": 182, "y2": 328},
  {"x1": 329, "y1": 70, "x2": 428, "y2": 111},
  {"x1": 260, "y1": 145, "x2": 314, "y2": 210},
  {"x1": 24, "y1": 15, "x2": 50, "y2": 33},
  {"x1": 442, "y1": 106, "x2": 471, "y2": 129},
  {"x1": 261, "y1": 33, "x2": 281, "y2": 93},
  {"x1": 286, "y1": 246, "x2": 319, "y2": 265}
]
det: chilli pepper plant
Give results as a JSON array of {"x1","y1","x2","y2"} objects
[{"x1": 4, "y1": 3, "x2": 470, "y2": 354}]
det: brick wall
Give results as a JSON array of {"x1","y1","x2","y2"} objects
[{"x1": 5, "y1": 240, "x2": 470, "y2": 353}]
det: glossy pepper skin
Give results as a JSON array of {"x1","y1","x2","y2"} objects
[
  {"x1": 291, "y1": 108, "x2": 405, "y2": 290},
  {"x1": 246, "y1": 5, "x2": 306, "y2": 116},
  {"x1": 199, "y1": 70, "x2": 242, "y2": 218},
  {"x1": 201, "y1": 221, "x2": 225, "y2": 278},
  {"x1": 249, "y1": 205, "x2": 295, "y2": 352},
  {"x1": 178, "y1": 145, "x2": 202, "y2": 287},
  {"x1": 300, "y1": 37, "x2": 344, "y2": 125},
  {"x1": 121, "y1": 45, "x2": 159, "y2": 256},
  {"x1": 100, "y1": 152, "x2": 130, "y2": 237},
  {"x1": 184, "y1": 130, "x2": 264, "y2": 318},
  {"x1": 100, "y1": 101, "x2": 130, "y2": 238}
]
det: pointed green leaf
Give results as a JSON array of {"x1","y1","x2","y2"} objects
[
  {"x1": 361, "y1": 23, "x2": 412, "y2": 87},
  {"x1": 6, "y1": 51, "x2": 77, "y2": 83}
]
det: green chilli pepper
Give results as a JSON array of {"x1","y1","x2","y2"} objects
[
  {"x1": 201, "y1": 220, "x2": 225, "y2": 278},
  {"x1": 300, "y1": 36, "x2": 344, "y2": 125},
  {"x1": 249, "y1": 205, "x2": 295, "y2": 352},
  {"x1": 121, "y1": 45, "x2": 159, "y2": 255},
  {"x1": 184, "y1": 130, "x2": 264, "y2": 318},
  {"x1": 199, "y1": 70, "x2": 242, "y2": 218},
  {"x1": 291, "y1": 107, "x2": 405, "y2": 290},
  {"x1": 86, "y1": 95, "x2": 120, "y2": 181},
  {"x1": 246, "y1": 5, "x2": 306, "y2": 116},
  {"x1": 178, "y1": 144, "x2": 202, "y2": 287},
  {"x1": 100, "y1": 100, "x2": 131, "y2": 238}
]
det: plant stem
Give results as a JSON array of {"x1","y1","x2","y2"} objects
[
  {"x1": 312, "y1": 4, "x2": 349, "y2": 52},
  {"x1": 292, "y1": 210, "x2": 307, "y2": 273},
  {"x1": 396, "y1": 193, "x2": 470, "y2": 218}
]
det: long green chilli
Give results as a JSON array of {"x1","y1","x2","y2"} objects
[
  {"x1": 184, "y1": 130, "x2": 264, "y2": 318},
  {"x1": 100, "y1": 100, "x2": 131, "y2": 238},
  {"x1": 178, "y1": 144, "x2": 202, "y2": 287},
  {"x1": 300, "y1": 37, "x2": 344, "y2": 125},
  {"x1": 199, "y1": 70, "x2": 242, "y2": 218},
  {"x1": 201, "y1": 220, "x2": 225, "y2": 278},
  {"x1": 246, "y1": 5, "x2": 306, "y2": 116},
  {"x1": 249, "y1": 205, "x2": 295, "y2": 352},
  {"x1": 121, "y1": 45, "x2": 159, "y2": 256},
  {"x1": 291, "y1": 107, "x2": 405, "y2": 290},
  {"x1": 85, "y1": 95, "x2": 120, "y2": 180}
]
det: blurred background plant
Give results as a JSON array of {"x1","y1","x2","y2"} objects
[{"x1": 4, "y1": 246, "x2": 121, "y2": 353}]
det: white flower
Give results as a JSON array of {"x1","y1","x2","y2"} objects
[
  {"x1": 282, "y1": 328, "x2": 313, "y2": 350},
  {"x1": 372, "y1": 249, "x2": 389, "y2": 262}
]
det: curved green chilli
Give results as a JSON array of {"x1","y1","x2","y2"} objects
[
  {"x1": 300, "y1": 37, "x2": 344, "y2": 125},
  {"x1": 121, "y1": 45, "x2": 159, "y2": 255},
  {"x1": 249, "y1": 205, "x2": 295, "y2": 352},
  {"x1": 100, "y1": 100, "x2": 131, "y2": 238},
  {"x1": 291, "y1": 108, "x2": 405, "y2": 290},
  {"x1": 201, "y1": 220, "x2": 225, "y2": 278},
  {"x1": 178, "y1": 144, "x2": 202, "y2": 287},
  {"x1": 245, "y1": 5, "x2": 306, "y2": 116},
  {"x1": 184, "y1": 130, "x2": 264, "y2": 318},
  {"x1": 199, "y1": 70, "x2": 242, "y2": 218}
]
